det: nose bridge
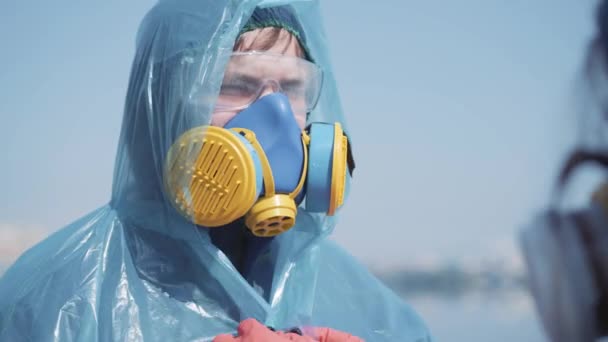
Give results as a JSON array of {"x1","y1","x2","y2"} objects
[{"x1": 259, "y1": 79, "x2": 281, "y2": 97}]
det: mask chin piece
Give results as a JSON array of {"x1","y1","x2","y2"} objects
[{"x1": 245, "y1": 194, "x2": 297, "y2": 237}]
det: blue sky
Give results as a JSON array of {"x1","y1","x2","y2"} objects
[{"x1": 0, "y1": 0, "x2": 600, "y2": 268}]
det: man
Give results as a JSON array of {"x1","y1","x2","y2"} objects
[{"x1": 0, "y1": 2, "x2": 431, "y2": 341}]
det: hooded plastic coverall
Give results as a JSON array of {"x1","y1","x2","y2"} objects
[{"x1": 0, "y1": 1, "x2": 432, "y2": 341}]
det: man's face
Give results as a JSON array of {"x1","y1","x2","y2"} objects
[{"x1": 211, "y1": 29, "x2": 310, "y2": 129}]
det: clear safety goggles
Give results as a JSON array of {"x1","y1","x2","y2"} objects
[{"x1": 214, "y1": 51, "x2": 323, "y2": 114}]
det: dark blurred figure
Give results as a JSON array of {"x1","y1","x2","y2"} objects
[{"x1": 520, "y1": 1, "x2": 608, "y2": 341}]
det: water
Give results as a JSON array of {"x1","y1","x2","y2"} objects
[{"x1": 404, "y1": 290, "x2": 546, "y2": 341}]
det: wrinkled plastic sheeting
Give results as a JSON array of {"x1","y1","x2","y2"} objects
[{"x1": 0, "y1": 0, "x2": 432, "y2": 341}]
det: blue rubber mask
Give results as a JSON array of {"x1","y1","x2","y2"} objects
[
  {"x1": 225, "y1": 93, "x2": 305, "y2": 198},
  {"x1": 163, "y1": 92, "x2": 350, "y2": 237},
  {"x1": 163, "y1": 93, "x2": 309, "y2": 237}
]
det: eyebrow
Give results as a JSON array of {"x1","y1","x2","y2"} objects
[
  {"x1": 223, "y1": 72, "x2": 259, "y2": 84},
  {"x1": 224, "y1": 72, "x2": 304, "y2": 86},
  {"x1": 280, "y1": 79, "x2": 304, "y2": 88}
]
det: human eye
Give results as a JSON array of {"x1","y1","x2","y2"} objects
[
  {"x1": 220, "y1": 73, "x2": 259, "y2": 96},
  {"x1": 220, "y1": 75, "x2": 259, "y2": 97},
  {"x1": 280, "y1": 79, "x2": 305, "y2": 96}
]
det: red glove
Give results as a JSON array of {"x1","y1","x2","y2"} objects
[
  {"x1": 213, "y1": 319, "x2": 313, "y2": 342},
  {"x1": 213, "y1": 319, "x2": 363, "y2": 342},
  {"x1": 313, "y1": 327, "x2": 363, "y2": 342}
]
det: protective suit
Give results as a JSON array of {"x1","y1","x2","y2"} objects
[{"x1": 0, "y1": 0, "x2": 432, "y2": 341}]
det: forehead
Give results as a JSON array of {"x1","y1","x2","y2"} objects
[
  {"x1": 235, "y1": 28, "x2": 304, "y2": 57},
  {"x1": 224, "y1": 54, "x2": 303, "y2": 76},
  {"x1": 225, "y1": 28, "x2": 307, "y2": 78}
]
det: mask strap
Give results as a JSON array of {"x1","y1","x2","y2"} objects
[
  {"x1": 230, "y1": 128, "x2": 302, "y2": 237},
  {"x1": 287, "y1": 132, "x2": 310, "y2": 199},
  {"x1": 230, "y1": 128, "x2": 276, "y2": 196},
  {"x1": 329, "y1": 123, "x2": 348, "y2": 215}
]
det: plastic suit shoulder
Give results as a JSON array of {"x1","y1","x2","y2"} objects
[
  {"x1": 313, "y1": 240, "x2": 433, "y2": 342},
  {"x1": 0, "y1": 206, "x2": 121, "y2": 341}
]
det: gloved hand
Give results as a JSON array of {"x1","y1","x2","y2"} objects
[
  {"x1": 213, "y1": 318, "x2": 364, "y2": 342},
  {"x1": 313, "y1": 327, "x2": 363, "y2": 342}
]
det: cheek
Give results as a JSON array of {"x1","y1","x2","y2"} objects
[
  {"x1": 291, "y1": 106, "x2": 307, "y2": 130},
  {"x1": 289, "y1": 101, "x2": 307, "y2": 129},
  {"x1": 295, "y1": 115, "x2": 306, "y2": 130},
  {"x1": 211, "y1": 111, "x2": 238, "y2": 127}
]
